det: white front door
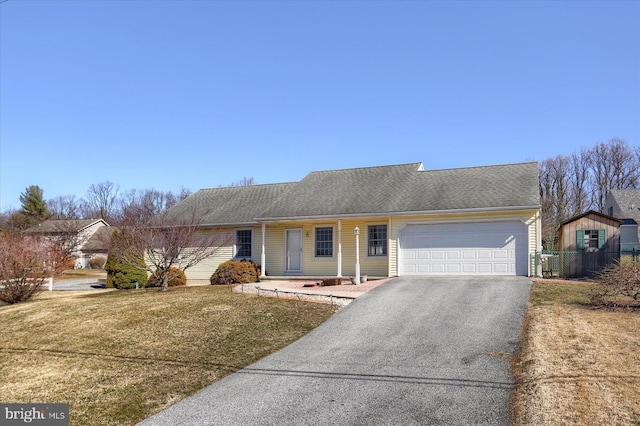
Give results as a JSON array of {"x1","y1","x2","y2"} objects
[{"x1": 285, "y1": 228, "x2": 303, "y2": 273}]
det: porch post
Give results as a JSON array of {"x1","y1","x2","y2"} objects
[
  {"x1": 337, "y1": 219, "x2": 342, "y2": 277},
  {"x1": 260, "y1": 223, "x2": 266, "y2": 278},
  {"x1": 355, "y1": 226, "x2": 361, "y2": 284}
]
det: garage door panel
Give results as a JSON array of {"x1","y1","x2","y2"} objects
[
  {"x1": 417, "y1": 250, "x2": 430, "y2": 259},
  {"x1": 400, "y1": 221, "x2": 528, "y2": 276},
  {"x1": 448, "y1": 250, "x2": 461, "y2": 260},
  {"x1": 478, "y1": 263, "x2": 493, "y2": 273},
  {"x1": 478, "y1": 249, "x2": 492, "y2": 259},
  {"x1": 462, "y1": 264, "x2": 476, "y2": 273},
  {"x1": 462, "y1": 250, "x2": 476, "y2": 259}
]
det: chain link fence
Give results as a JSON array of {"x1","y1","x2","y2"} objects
[{"x1": 531, "y1": 249, "x2": 639, "y2": 279}]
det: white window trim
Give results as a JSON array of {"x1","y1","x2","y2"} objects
[
  {"x1": 313, "y1": 225, "x2": 335, "y2": 260},
  {"x1": 234, "y1": 228, "x2": 253, "y2": 260},
  {"x1": 367, "y1": 223, "x2": 388, "y2": 258}
]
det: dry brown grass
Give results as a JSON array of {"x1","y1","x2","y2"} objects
[
  {"x1": 56, "y1": 269, "x2": 107, "y2": 281},
  {"x1": 0, "y1": 286, "x2": 337, "y2": 425},
  {"x1": 512, "y1": 281, "x2": 640, "y2": 425}
]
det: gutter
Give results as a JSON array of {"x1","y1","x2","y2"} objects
[{"x1": 253, "y1": 205, "x2": 542, "y2": 224}]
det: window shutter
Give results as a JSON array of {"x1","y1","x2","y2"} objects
[
  {"x1": 576, "y1": 230, "x2": 585, "y2": 249},
  {"x1": 598, "y1": 229, "x2": 606, "y2": 249}
]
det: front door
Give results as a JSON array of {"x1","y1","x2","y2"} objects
[{"x1": 285, "y1": 228, "x2": 303, "y2": 273}]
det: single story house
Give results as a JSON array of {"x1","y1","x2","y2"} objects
[
  {"x1": 164, "y1": 161, "x2": 541, "y2": 284},
  {"x1": 25, "y1": 219, "x2": 111, "y2": 268},
  {"x1": 604, "y1": 189, "x2": 640, "y2": 252}
]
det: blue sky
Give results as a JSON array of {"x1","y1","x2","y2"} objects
[{"x1": 1, "y1": 1, "x2": 638, "y2": 211}]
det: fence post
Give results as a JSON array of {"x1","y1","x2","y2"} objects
[{"x1": 48, "y1": 277, "x2": 53, "y2": 291}]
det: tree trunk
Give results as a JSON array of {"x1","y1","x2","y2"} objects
[{"x1": 161, "y1": 273, "x2": 170, "y2": 292}]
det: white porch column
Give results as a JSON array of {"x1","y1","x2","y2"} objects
[
  {"x1": 354, "y1": 226, "x2": 361, "y2": 285},
  {"x1": 260, "y1": 223, "x2": 267, "y2": 278},
  {"x1": 337, "y1": 219, "x2": 342, "y2": 277}
]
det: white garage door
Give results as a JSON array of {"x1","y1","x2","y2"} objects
[{"x1": 399, "y1": 221, "x2": 528, "y2": 276}]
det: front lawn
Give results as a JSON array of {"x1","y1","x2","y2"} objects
[
  {"x1": 0, "y1": 286, "x2": 337, "y2": 425},
  {"x1": 511, "y1": 280, "x2": 640, "y2": 424}
]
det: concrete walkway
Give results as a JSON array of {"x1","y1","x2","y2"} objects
[
  {"x1": 234, "y1": 278, "x2": 392, "y2": 305},
  {"x1": 139, "y1": 276, "x2": 531, "y2": 425}
]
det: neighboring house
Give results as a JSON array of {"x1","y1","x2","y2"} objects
[
  {"x1": 603, "y1": 189, "x2": 640, "y2": 252},
  {"x1": 163, "y1": 162, "x2": 541, "y2": 284},
  {"x1": 25, "y1": 219, "x2": 111, "y2": 268},
  {"x1": 555, "y1": 210, "x2": 622, "y2": 278}
]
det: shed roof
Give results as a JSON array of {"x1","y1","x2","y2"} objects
[{"x1": 559, "y1": 210, "x2": 623, "y2": 228}]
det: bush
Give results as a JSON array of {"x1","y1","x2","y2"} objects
[
  {"x1": 146, "y1": 267, "x2": 187, "y2": 288},
  {"x1": 210, "y1": 260, "x2": 261, "y2": 285},
  {"x1": 89, "y1": 256, "x2": 107, "y2": 269},
  {"x1": 105, "y1": 255, "x2": 148, "y2": 290},
  {"x1": 0, "y1": 232, "x2": 64, "y2": 304},
  {"x1": 590, "y1": 259, "x2": 640, "y2": 307}
]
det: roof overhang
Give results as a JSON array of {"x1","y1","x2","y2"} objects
[{"x1": 254, "y1": 205, "x2": 541, "y2": 224}]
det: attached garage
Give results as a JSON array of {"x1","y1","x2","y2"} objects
[{"x1": 399, "y1": 221, "x2": 529, "y2": 276}]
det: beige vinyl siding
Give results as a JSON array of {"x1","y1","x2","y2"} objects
[
  {"x1": 185, "y1": 209, "x2": 540, "y2": 282},
  {"x1": 184, "y1": 227, "x2": 261, "y2": 285},
  {"x1": 260, "y1": 219, "x2": 390, "y2": 277},
  {"x1": 263, "y1": 224, "x2": 286, "y2": 276}
]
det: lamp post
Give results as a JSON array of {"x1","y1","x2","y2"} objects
[{"x1": 354, "y1": 226, "x2": 360, "y2": 285}]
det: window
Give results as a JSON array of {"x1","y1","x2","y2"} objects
[
  {"x1": 315, "y1": 227, "x2": 333, "y2": 257},
  {"x1": 576, "y1": 229, "x2": 605, "y2": 250},
  {"x1": 368, "y1": 225, "x2": 387, "y2": 256},
  {"x1": 235, "y1": 229, "x2": 252, "y2": 258},
  {"x1": 585, "y1": 230, "x2": 599, "y2": 249}
]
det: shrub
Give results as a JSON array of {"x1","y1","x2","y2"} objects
[
  {"x1": 590, "y1": 259, "x2": 640, "y2": 307},
  {"x1": 0, "y1": 232, "x2": 64, "y2": 304},
  {"x1": 146, "y1": 267, "x2": 187, "y2": 288},
  {"x1": 105, "y1": 254, "x2": 148, "y2": 290},
  {"x1": 210, "y1": 260, "x2": 261, "y2": 285},
  {"x1": 67, "y1": 258, "x2": 79, "y2": 270},
  {"x1": 89, "y1": 256, "x2": 107, "y2": 269}
]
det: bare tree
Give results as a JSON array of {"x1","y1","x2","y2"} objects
[
  {"x1": 539, "y1": 156, "x2": 572, "y2": 248},
  {"x1": 84, "y1": 181, "x2": 120, "y2": 222},
  {"x1": 115, "y1": 187, "x2": 193, "y2": 226},
  {"x1": 0, "y1": 232, "x2": 66, "y2": 304},
  {"x1": 568, "y1": 149, "x2": 591, "y2": 216},
  {"x1": 48, "y1": 195, "x2": 82, "y2": 219},
  {"x1": 588, "y1": 139, "x2": 640, "y2": 211},
  {"x1": 226, "y1": 177, "x2": 255, "y2": 187},
  {"x1": 108, "y1": 208, "x2": 231, "y2": 291},
  {"x1": 538, "y1": 138, "x2": 639, "y2": 249},
  {"x1": 23, "y1": 219, "x2": 94, "y2": 269}
]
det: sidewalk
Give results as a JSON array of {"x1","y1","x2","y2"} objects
[{"x1": 233, "y1": 277, "x2": 393, "y2": 305}]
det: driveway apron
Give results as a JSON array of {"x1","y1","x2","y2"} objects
[{"x1": 139, "y1": 276, "x2": 531, "y2": 425}]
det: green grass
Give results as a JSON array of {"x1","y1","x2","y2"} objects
[
  {"x1": 0, "y1": 286, "x2": 338, "y2": 425},
  {"x1": 529, "y1": 280, "x2": 595, "y2": 306}
]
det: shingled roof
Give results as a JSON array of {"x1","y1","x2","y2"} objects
[
  {"x1": 164, "y1": 161, "x2": 540, "y2": 226},
  {"x1": 608, "y1": 189, "x2": 640, "y2": 224},
  {"x1": 25, "y1": 219, "x2": 108, "y2": 234}
]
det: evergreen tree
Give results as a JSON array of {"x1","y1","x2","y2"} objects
[{"x1": 8, "y1": 185, "x2": 52, "y2": 230}]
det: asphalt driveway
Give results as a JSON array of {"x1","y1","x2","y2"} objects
[{"x1": 139, "y1": 276, "x2": 531, "y2": 425}]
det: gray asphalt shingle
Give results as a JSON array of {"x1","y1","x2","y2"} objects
[{"x1": 163, "y1": 162, "x2": 540, "y2": 225}]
